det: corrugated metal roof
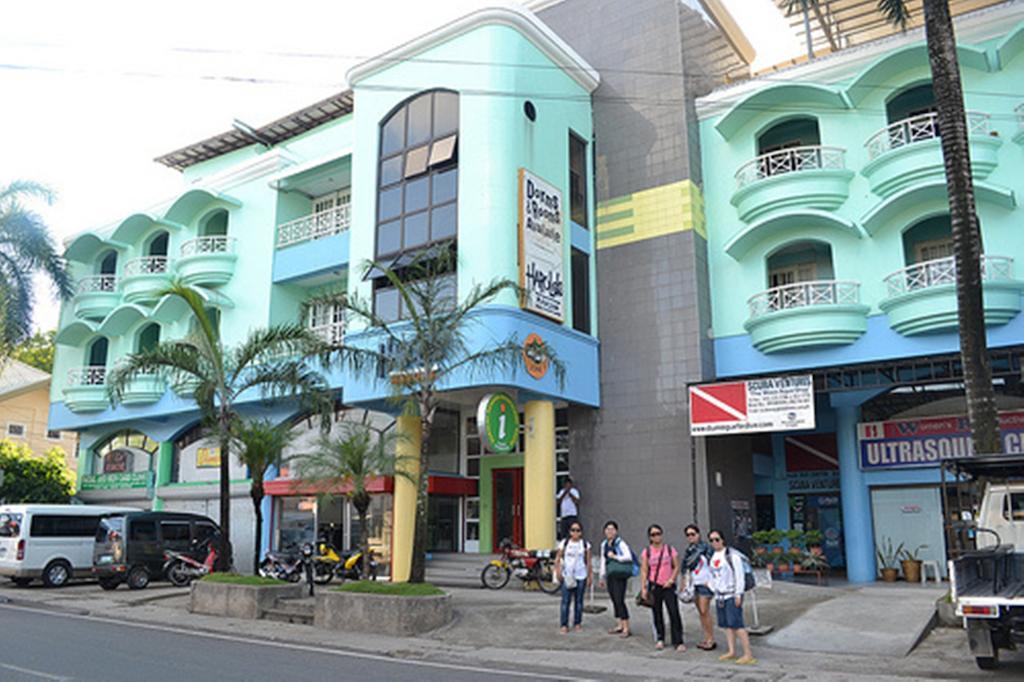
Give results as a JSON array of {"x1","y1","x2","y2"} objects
[
  {"x1": 154, "y1": 89, "x2": 354, "y2": 172},
  {"x1": 0, "y1": 360, "x2": 50, "y2": 399}
]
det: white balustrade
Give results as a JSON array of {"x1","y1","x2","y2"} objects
[
  {"x1": 77, "y1": 275, "x2": 117, "y2": 294},
  {"x1": 276, "y1": 204, "x2": 351, "y2": 248},
  {"x1": 123, "y1": 256, "x2": 170, "y2": 276},
  {"x1": 735, "y1": 145, "x2": 846, "y2": 189},
  {"x1": 884, "y1": 255, "x2": 1013, "y2": 297},
  {"x1": 865, "y1": 111, "x2": 990, "y2": 160},
  {"x1": 748, "y1": 280, "x2": 861, "y2": 319},
  {"x1": 180, "y1": 236, "x2": 236, "y2": 257},
  {"x1": 309, "y1": 322, "x2": 345, "y2": 345},
  {"x1": 66, "y1": 366, "x2": 107, "y2": 387}
]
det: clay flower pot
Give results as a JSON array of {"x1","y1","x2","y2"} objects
[
  {"x1": 881, "y1": 567, "x2": 899, "y2": 582},
  {"x1": 901, "y1": 559, "x2": 922, "y2": 584}
]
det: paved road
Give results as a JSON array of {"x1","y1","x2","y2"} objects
[{"x1": 0, "y1": 603, "x2": 592, "y2": 682}]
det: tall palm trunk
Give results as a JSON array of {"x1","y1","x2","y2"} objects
[
  {"x1": 924, "y1": 1, "x2": 1001, "y2": 454},
  {"x1": 217, "y1": 410, "x2": 233, "y2": 571},
  {"x1": 250, "y1": 481, "x2": 264, "y2": 576},
  {"x1": 355, "y1": 499, "x2": 371, "y2": 580},
  {"x1": 408, "y1": 402, "x2": 434, "y2": 583}
]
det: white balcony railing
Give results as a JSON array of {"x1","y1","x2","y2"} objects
[
  {"x1": 865, "y1": 111, "x2": 990, "y2": 160},
  {"x1": 276, "y1": 204, "x2": 351, "y2": 249},
  {"x1": 884, "y1": 255, "x2": 1014, "y2": 297},
  {"x1": 77, "y1": 275, "x2": 117, "y2": 295},
  {"x1": 748, "y1": 280, "x2": 861, "y2": 319},
  {"x1": 66, "y1": 366, "x2": 107, "y2": 387},
  {"x1": 180, "y1": 236, "x2": 236, "y2": 257},
  {"x1": 123, "y1": 256, "x2": 170, "y2": 277},
  {"x1": 309, "y1": 322, "x2": 345, "y2": 345},
  {"x1": 735, "y1": 145, "x2": 846, "y2": 189}
]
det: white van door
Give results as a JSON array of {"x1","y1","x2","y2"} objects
[
  {"x1": 28, "y1": 514, "x2": 105, "y2": 580},
  {"x1": 0, "y1": 511, "x2": 24, "y2": 570}
]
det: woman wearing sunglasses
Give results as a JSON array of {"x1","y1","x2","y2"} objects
[
  {"x1": 683, "y1": 524, "x2": 716, "y2": 650},
  {"x1": 554, "y1": 522, "x2": 592, "y2": 634},
  {"x1": 707, "y1": 530, "x2": 756, "y2": 665},
  {"x1": 640, "y1": 524, "x2": 685, "y2": 651}
]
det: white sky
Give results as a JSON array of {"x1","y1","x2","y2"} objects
[{"x1": 1, "y1": 0, "x2": 796, "y2": 333}]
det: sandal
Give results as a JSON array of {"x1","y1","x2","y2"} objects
[
  {"x1": 608, "y1": 627, "x2": 623, "y2": 635},
  {"x1": 655, "y1": 641, "x2": 665, "y2": 651},
  {"x1": 697, "y1": 641, "x2": 717, "y2": 651},
  {"x1": 620, "y1": 630, "x2": 631, "y2": 639},
  {"x1": 735, "y1": 656, "x2": 758, "y2": 665},
  {"x1": 718, "y1": 653, "x2": 736, "y2": 662},
  {"x1": 676, "y1": 644, "x2": 687, "y2": 653}
]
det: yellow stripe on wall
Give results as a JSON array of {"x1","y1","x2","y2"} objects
[{"x1": 595, "y1": 179, "x2": 705, "y2": 249}]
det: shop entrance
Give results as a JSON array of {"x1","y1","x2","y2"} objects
[
  {"x1": 871, "y1": 486, "x2": 947, "y2": 577},
  {"x1": 789, "y1": 493, "x2": 844, "y2": 568},
  {"x1": 428, "y1": 496, "x2": 460, "y2": 553},
  {"x1": 492, "y1": 468, "x2": 524, "y2": 547}
]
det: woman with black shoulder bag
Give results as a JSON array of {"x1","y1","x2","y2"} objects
[{"x1": 598, "y1": 520, "x2": 633, "y2": 638}]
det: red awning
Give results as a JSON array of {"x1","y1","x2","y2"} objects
[{"x1": 264, "y1": 474, "x2": 477, "y2": 497}]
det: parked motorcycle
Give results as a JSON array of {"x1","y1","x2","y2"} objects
[
  {"x1": 481, "y1": 538, "x2": 559, "y2": 593},
  {"x1": 258, "y1": 549, "x2": 304, "y2": 583},
  {"x1": 164, "y1": 539, "x2": 218, "y2": 587},
  {"x1": 313, "y1": 542, "x2": 377, "y2": 584}
]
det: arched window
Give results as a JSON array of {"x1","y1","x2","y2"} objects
[
  {"x1": 886, "y1": 83, "x2": 935, "y2": 125},
  {"x1": 147, "y1": 231, "x2": 169, "y2": 257},
  {"x1": 757, "y1": 117, "x2": 821, "y2": 156},
  {"x1": 199, "y1": 210, "x2": 229, "y2": 237},
  {"x1": 87, "y1": 336, "x2": 109, "y2": 367},
  {"x1": 98, "y1": 250, "x2": 118, "y2": 275},
  {"x1": 93, "y1": 430, "x2": 159, "y2": 475},
  {"x1": 376, "y1": 90, "x2": 458, "y2": 259},
  {"x1": 137, "y1": 323, "x2": 161, "y2": 353},
  {"x1": 902, "y1": 215, "x2": 952, "y2": 266},
  {"x1": 766, "y1": 241, "x2": 834, "y2": 289}
]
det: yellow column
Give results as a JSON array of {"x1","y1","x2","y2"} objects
[
  {"x1": 524, "y1": 400, "x2": 556, "y2": 550},
  {"x1": 391, "y1": 415, "x2": 421, "y2": 582}
]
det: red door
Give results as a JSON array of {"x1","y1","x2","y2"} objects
[{"x1": 492, "y1": 468, "x2": 524, "y2": 547}]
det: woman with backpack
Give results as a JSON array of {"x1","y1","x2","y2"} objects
[
  {"x1": 707, "y1": 530, "x2": 756, "y2": 665},
  {"x1": 554, "y1": 520, "x2": 592, "y2": 633},
  {"x1": 639, "y1": 523, "x2": 685, "y2": 651},
  {"x1": 683, "y1": 524, "x2": 716, "y2": 650},
  {"x1": 598, "y1": 520, "x2": 633, "y2": 638}
]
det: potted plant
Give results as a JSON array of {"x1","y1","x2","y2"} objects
[
  {"x1": 876, "y1": 537, "x2": 904, "y2": 582},
  {"x1": 800, "y1": 549, "x2": 829, "y2": 572},
  {"x1": 899, "y1": 544, "x2": 928, "y2": 584},
  {"x1": 750, "y1": 546, "x2": 769, "y2": 568}
]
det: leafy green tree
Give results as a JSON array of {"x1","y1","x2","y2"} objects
[
  {"x1": 293, "y1": 416, "x2": 410, "y2": 580},
  {"x1": 231, "y1": 418, "x2": 292, "y2": 574},
  {"x1": 0, "y1": 181, "x2": 73, "y2": 353},
  {"x1": 107, "y1": 283, "x2": 332, "y2": 569},
  {"x1": 329, "y1": 252, "x2": 564, "y2": 582},
  {"x1": 787, "y1": 0, "x2": 1001, "y2": 456},
  {"x1": 11, "y1": 330, "x2": 56, "y2": 373},
  {"x1": 0, "y1": 440, "x2": 74, "y2": 503}
]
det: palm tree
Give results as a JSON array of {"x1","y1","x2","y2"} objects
[
  {"x1": 330, "y1": 250, "x2": 564, "y2": 583},
  {"x1": 232, "y1": 418, "x2": 293, "y2": 574},
  {"x1": 292, "y1": 416, "x2": 409, "y2": 580},
  {"x1": 0, "y1": 181, "x2": 73, "y2": 353},
  {"x1": 107, "y1": 282, "x2": 332, "y2": 569},
  {"x1": 793, "y1": 1, "x2": 1001, "y2": 455}
]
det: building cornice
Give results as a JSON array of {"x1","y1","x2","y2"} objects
[{"x1": 346, "y1": 4, "x2": 600, "y2": 93}]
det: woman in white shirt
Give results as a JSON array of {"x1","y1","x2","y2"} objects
[
  {"x1": 707, "y1": 530, "x2": 755, "y2": 665},
  {"x1": 554, "y1": 520, "x2": 592, "y2": 633},
  {"x1": 598, "y1": 520, "x2": 633, "y2": 638}
]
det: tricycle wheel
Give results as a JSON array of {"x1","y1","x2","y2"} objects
[
  {"x1": 481, "y1": 564, "x2": 510, "y2": 590},
  {"x1": 976, "y1": 655, "x2": 998, "y2": 670}
]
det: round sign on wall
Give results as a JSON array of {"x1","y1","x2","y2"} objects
[{"x1": 477, "y1": 392, "x2": 520, "y2": 454}]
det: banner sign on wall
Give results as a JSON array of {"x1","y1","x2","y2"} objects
[
  {"x1": 689, "y1": 375, "x2": 815, "y2": 436},
  {"x1": 858, "y1": 411, "x2": 1024, "y2": 470},
  {"x1": 518, "y1": 168, "x2": 565, "y2": 322},
  {"x1": 196, "y1": 447, "x2": 221, "y2": 468}
]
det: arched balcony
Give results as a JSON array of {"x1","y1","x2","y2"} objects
[
  {"x1": 119, "y1": 323, "x2": 167, "y2": 405},
  {"x1": 64, "y1": 336, "x2": 109, "y2": 412},
  {"x1": 121, "y1": 231, "x2": 172, "y2": 303},
  {"x1": 74, "y1": 250, "x2": 121, "y2": 320},
  {"x1": 177, "y1": 209, "x2": 238, "y2": 286}
]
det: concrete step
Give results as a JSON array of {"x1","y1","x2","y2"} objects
[
  {"x1": 261, "y1": 597, "x2": 315, "y2": 625},
  {"x1": 426, "y1": 553, "x2": 496, "y2": 588}
]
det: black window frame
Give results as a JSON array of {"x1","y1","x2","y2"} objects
[
  {"x1": 129, "y1": 519, "x2": 158, "y2": 542},
  {"x1": 570, "y1": 247, "x2": 591, "y2": 335},
  {"x1": 569, "y1": 131, "x2": 588, "y2": 229},
  {"x1": 29, "y1": 514, "x2": 102, "y2": 538}
]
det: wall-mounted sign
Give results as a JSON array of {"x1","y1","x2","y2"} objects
[
  {"x1": 102, "y1": 449, "x2": 133, "y2": 473},
  {"x1": 689, "y1": 375, "x2": 815, "y2": 436},
  {"x1": 518, "y1": 168, "x2": 564, "y2": 322},
  {"x1": 477, "y1": 392, "x2": 520, "y2": 454},
  {"x1": 197, "y1": 447, "x2": 221, "y2": 468},
  {"x1": 522, "y1": 332, "x2": 549, "y2": 380},
  {"x1": 81, "y1": 471, "x2": 152, "y2": 491},
  {"x1": 858, "y1": 410, "x2": 1024, "y2": 470}
]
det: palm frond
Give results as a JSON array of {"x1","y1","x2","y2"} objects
[
  {"x1": 230, "y1": 324, "x2": 321, "y2": 377},
  {"x1": 106, "y1": 341, "x2": 210, "y2": 406},
  {"x1": 877, "y1": 0, "x2": 909, "y2": 29},
  {"x1": 0, "y1": 180, "x2": 54, "y2": 206},
  {"x1": 231, "y1": 418, "x2": 292, "y2": 479}
]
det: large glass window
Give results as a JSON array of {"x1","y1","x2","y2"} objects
[
  {"x1": 376, "y1": 90, "x2": 459, "y2": 260},
  {"x1": 569, "y1": 132, "x2": 588, "y2": 227},
  {"x1": 571, "y1": 248, "x2": 590, "y2": 335}
]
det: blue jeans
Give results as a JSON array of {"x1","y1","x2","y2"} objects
[{"x1": 560, "y1": 580, "x2": 586, "y2": 627}]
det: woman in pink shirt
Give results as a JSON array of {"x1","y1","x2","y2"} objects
[{"x1": 640, "y1": 524, "x2": 685, "y2": 651}]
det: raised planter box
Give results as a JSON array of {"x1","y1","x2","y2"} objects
[
  {"x1": 315, "y1": 589, "x2": 452, "y2": 636},
  {"x1": 190, "y1": 581, "x2": 303, "y2": 620}
]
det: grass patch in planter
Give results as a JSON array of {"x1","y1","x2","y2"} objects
[
  {"x1": 334, "y1": 581, "x2": 444, "y2": 597},
  {"x1": 201, "y1": 573, "x2": 283, "y2": 586}
]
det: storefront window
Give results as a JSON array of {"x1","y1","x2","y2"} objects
[
  {"x1": 276, "y1": 496, "x2": 316, "y2": 552},
  {"x1": 348, "y1": 495, "x2": 392, "y2": 572},
  {"x1": 428, "y1": 409, "x2": 460, "y2": 474}
]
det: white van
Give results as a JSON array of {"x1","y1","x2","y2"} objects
[{"x1": 0, "y1": 504, "x2": 138, "y2": 587}]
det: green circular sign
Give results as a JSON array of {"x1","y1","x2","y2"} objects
[{"x1": 477, "y1": 393, "x2": 519, "y2": 454}]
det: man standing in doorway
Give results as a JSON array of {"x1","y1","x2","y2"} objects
[{"x1": 558, "y1": 477, "x2": 581, "y2": 539}]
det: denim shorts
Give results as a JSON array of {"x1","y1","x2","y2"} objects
[
  {"x1": 695, "y1": 585, "x2": 713, "y2": 598},
  {"x1": 716, "y1": 597, "x2": 745, "y2": 629}
]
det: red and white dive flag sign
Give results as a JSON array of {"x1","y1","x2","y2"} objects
[{"x1": 689, "y1": 375, "x2": 815, "y2": 436}]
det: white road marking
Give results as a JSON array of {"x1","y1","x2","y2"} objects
[
  {"x1": 0, "y1": 662, "x2": 71, "y2": 681},
  {"x1": 0, "y1": 603, "x2": 593, "y2": 681}
]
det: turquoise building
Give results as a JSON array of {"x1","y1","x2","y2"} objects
[
  {"x1": 698, "y1": 5, "x2": 1024, "y2": 581},
  {"x1": 48, "y1": 6, "x2": 601, "y2": 576}
]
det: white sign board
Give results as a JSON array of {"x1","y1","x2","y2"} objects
[
  {"x1": 518, "y1": 168, "x2": 565, "y2": 322},
  {"x1": 689, "y1": 375, "x2": 815, "y2": 436}
]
